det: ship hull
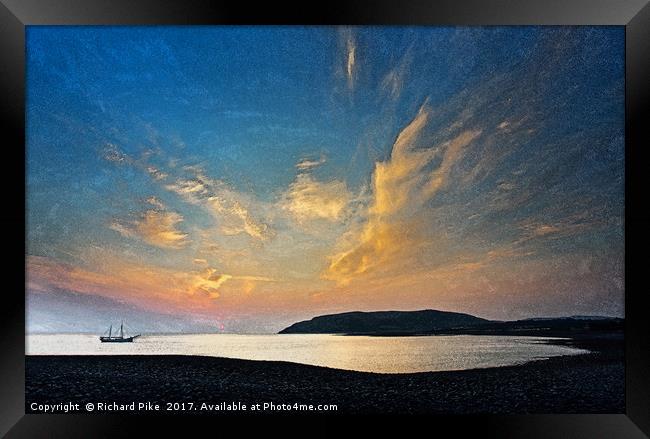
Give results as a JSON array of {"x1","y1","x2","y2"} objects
[{"x1": 99, "y1": 335, "x2": 140, "y2": 343}]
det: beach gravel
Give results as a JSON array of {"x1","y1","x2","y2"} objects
[{"x1": 25, "y1": 341, "x2": 623, "y2": 414}]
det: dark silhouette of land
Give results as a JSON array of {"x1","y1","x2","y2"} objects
[
  {"x1": 278, "y1": 310, "x2": 623, "y2": 337},
  {"x1": 278, "y1": 309, "x2": 488, "y2": 334}
]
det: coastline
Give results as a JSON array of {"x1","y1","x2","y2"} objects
[{"x1": 25, "y1": 333, "x2": 623, "y2": 414}]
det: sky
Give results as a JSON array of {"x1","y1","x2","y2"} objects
[{"x1": 26, "y1": 26, "x2": 625, "y2": 333}]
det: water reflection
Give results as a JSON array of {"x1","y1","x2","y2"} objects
[{"x1": 26, "y1": 333, "x2": 588, "y2": 373}]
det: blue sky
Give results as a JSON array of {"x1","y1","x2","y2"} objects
[{"x1": 26, "y1": 26, "x2": 624, "y2": 332}]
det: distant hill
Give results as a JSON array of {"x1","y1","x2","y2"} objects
[
  {"x1": 278, "y1": 309, "x2": 489, "y2": 335},
  {"x1": 523, "y1": 315, "x2": 618, "y2": 322},
  {"x1": 458, "y1": 316, "x2": 625, "y2": 335},
  {"x1": 278, "y1": 310, "x2": 624, "y2": 336}
]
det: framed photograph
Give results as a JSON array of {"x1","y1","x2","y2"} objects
[{"x1": 2, "y1": 0, "x2": 649, "y2": 436}]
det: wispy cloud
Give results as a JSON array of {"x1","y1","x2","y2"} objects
[
  {"x1": 146, "y1": 196, "x2": 165, "y2": 209},
  {"x1": 295, "y1": 155, "x2": 326, "y2": 171},
  {"x1": 324, "y1": 102, "x2": 482, "y2": 285},
  {"x1": 281, "y1": 173, "x2": 352, "y2": 223},
  {"x1": 101, "y1": 143, "x2": 133, "y2": 165},
  {"x1": 188, "y1": 267, "x2": 276, "y2": 299},
  {"x1": 338, "y1": 28, "x2": 357, "y2": 91},
  {"x1": 165, "y1": 167, "x2": 273, "y2": 241},
  {"x1": 99, "y1": 138, "x2": 274, "y2": 242},
  {"x1": 146, "y1": 166, "x2": 168, "y2": 181},
  {"x1": 110, "y1": 197, "x2": 189, "y2": 249},
  {"x1": 380, "y1": 50, "x2": 412, "y2": 101},
  {"x1": 517, "y1": 212, "x2": 599, "y2": 242},
  {"x1": 101, "y1": 142, "x2": 171, "y2": 185},
  {"x1": 346, "y1": 37, "x2": 356, "y2": 89}
]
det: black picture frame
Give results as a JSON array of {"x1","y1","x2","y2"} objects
[{"x1": 2, "y1": 0, "x2": 648, "y2": 436}]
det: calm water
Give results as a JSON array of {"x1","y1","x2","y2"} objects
[{"x1": 26, "y1": 334, "x2": 588, "y2": 373}]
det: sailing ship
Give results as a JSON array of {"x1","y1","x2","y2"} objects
[{"x1": 99, "y1": 321, "x2": 140, "y2": 343}]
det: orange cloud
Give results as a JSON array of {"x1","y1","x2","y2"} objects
[
  {"x1": 27, "y1": 255, "x2": 213, "y2": 315},
  {"x1": 110, "y1": 206, "x2": 188, "y2": 249},
  {"x1": 324, "y1": 103, "x2": 482, "y2": 285},
  {"x1": 26, "y1": 255, "x2": 280, "y2": 318}
]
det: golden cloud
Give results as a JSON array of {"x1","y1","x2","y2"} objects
[
  {"x1": 324, "y1": 103, "x2": 482, "y2": 285},
  {"x1": 281, "y1": 173, "x2": 351, "y2": 223},
  {"x1": 192, "y1": 269, "x2": 233, "y2": 298},
  {"x1": 110, "y1": 199, "x2": 189, "y2": 249},
  {"x1": 191, "y1": 268, "x2": 277, "y2": 299}
]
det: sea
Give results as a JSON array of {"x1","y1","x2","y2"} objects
[{"x1": 26, "y1": 333, "x2": 589, "y2": 374}]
